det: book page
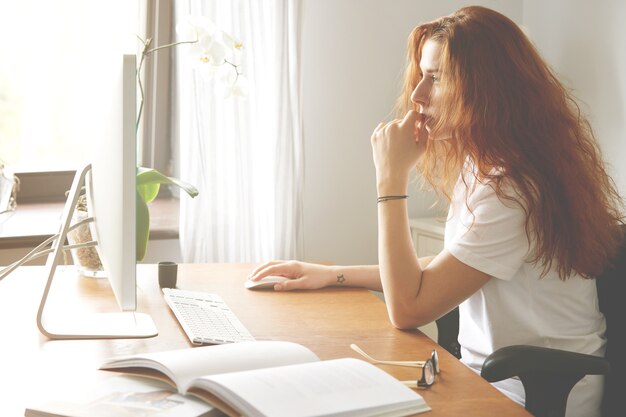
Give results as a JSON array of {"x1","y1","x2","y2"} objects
[
  {"x1": 25, "y1": 375, "x2": 216, "y2": 417},
  {"x1": 191, "y1": 358, "x2": 430, "y2": 417},
  {"x1": 100, "y1": 341, "x2": 319, "y2": 394}
]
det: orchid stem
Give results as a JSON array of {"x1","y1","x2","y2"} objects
[
  {"x1": 134, "y1": 32, "x2": 243, "y2": 133},
  {"x1": 135, "y1": 37, "x2": 200, "y2": 134}
]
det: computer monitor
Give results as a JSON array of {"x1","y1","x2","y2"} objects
[
  {"x1": 36, "y1": 54, "x2": 157, "y2": 339},
  {"x1": 87, "y1": 53, "x2": 139, "y2": 311}
]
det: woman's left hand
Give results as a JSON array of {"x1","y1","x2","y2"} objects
[{"x1": 371, "y1": 110, "x2": 427, "y2": 193}]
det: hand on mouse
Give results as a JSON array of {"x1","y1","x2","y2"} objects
[{"x1": 247, "y1": 261, "x2": 334, "y2": 291}]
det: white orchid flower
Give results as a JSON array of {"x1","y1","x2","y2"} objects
[
  {"x1": 176, "y1": 15, "x2": 217, "y2": 43},
  {"x1": 224, "y1": 74, "x2": 249, "y2": 98},
  {"x1": 177, "y1": 16, "x2": 228, "y2": 69},
  {"x1": 196, "y1": 36, "x2": 227, "y2": 66},
  {"x1": 175, "y1": 15, "x2": 246, "y2": 96},
  {"x1": 221, "y1": 30, "x2": 244, "y2": 58}
]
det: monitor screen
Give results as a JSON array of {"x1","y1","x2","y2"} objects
[{"x1": 86, "y1": 54, "x2": 138, "y2": 311}]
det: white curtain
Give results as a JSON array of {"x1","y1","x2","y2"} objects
[{"x1": 174, "y1": 0, "x2": 304, "y2": 262}]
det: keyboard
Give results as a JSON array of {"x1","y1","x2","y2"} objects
[{"x1": 162, "y1": 288, "x2": 256, "y2": 345}]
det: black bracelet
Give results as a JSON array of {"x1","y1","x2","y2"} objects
[{"x1": 377, "y1": 195, "x2": 408, "y2": 203}]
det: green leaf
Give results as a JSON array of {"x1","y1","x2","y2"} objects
[
  {"x1": 136, "y1": 191, "x2": 150, "y2": 261},
  {"x1": 135, "y1": 166, "x2": 199, "y2": 261},
  {"x1": 136, "y1": 167, "x2": 199, "y2": 203}
]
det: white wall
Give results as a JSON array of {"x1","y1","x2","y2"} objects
[
  {"x1": 300, "y1": 0, "x2": 523, "y2": 264},
  {"x1": 523, "y1": 0, "x2": 626, "y2": 195}
]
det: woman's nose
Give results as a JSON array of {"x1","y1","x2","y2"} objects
[{"x1": 410, "y1": 81, "x2": 429, "y2": 109}]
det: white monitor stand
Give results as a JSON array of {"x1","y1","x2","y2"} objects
[{"x1": 36, "y1": 164, "x2": 158, "y2": 339}]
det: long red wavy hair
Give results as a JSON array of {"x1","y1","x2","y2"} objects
[{"x1": 397, "y1": 6, "x2": 624, "y2": 279}]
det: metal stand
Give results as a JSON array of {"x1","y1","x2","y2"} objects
[{"x1": 36, "y1": 164, "x2": 158, "y2": 339}]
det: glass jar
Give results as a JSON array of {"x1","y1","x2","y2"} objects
[{"x1": 66, "y1": 208, "x2": 105, "y2": 278}]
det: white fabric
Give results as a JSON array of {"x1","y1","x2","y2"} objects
[
  {"x1": 445, "y1": 161, "x2": 606, "y2": 417},
  {"x1": 174, "y1": 0, "x2": 304, "y2": 262}
]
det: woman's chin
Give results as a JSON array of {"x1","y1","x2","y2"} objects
[{"x1": 426, "y1": 126, "x2": 453, "y2": 141}]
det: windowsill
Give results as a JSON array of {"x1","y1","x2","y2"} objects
[{"x1": 0, "y1": 198, "x2": 179, "y2": 250}]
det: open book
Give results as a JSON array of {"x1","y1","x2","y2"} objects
[
  {"x1": 25, "y1": 375, "x2": 215, "y2": 417},
  {"x1": 100, "y1": 341, "x2": 431, "y2": 417}
]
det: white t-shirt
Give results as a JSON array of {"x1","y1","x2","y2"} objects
[{"x1": 444, "y1": 163, "x2": 606, "y2": 417}]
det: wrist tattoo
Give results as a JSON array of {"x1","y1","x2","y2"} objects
[{"x1": 336, "y1": 274, "x2": 346, "y2": 284}]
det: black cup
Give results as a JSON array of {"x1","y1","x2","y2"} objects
[{"x1": 158, "y1": 261, "x2": 178, "y2": 288}]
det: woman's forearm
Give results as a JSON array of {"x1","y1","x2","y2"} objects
[
  {"x1": 326, "y1": 254, "x2": 435, "y2": 293},
  {"x1": 377, "y1": 198, "x2": 424, "y2": 328},
  {"x1": 328, "y1": 265, "x2": 383, "y2": 291}
]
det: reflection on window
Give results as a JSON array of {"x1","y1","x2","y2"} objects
[{"x1": 0, "y1": 0, "x2": 137, "y2": 172}]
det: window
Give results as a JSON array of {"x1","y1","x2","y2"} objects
[{"x1": 0, "y1": 0, "x2": 138, "y2": 173}]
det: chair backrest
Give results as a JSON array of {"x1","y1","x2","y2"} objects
[
  {"x1": 596, "y1": 223, "x2": 626, "y2": 417},
  {"x1": 436, "y1": 224, "x2": 626, "y2": 417},
  {"x1": 435, "y1": 306, "x2": 461, "y2": 359}
]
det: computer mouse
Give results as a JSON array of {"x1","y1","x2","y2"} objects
[{"x1": 244, "y1": 275, "x2": 289, "y2": 290}]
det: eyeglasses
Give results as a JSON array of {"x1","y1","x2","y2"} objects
[{"x1": 350, "y1": 343, "x2": 439, "y2": 388}]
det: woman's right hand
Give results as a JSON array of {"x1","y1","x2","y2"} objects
[
  {"x1": 371, "y1": 110, "x2": 427, "y2": 195},
  {"x1": 247, "y1": 261, "x2": 335, "y2": 291}
]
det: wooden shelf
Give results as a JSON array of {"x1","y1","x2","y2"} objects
[{"x1": 0, "y1": 198, "x2": 179, "y2": 250}]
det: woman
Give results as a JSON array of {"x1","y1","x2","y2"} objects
[{"x1": 248, "y1": 6, "x2": 624, "y2": 417}]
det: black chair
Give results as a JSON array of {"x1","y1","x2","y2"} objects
[{"x1": 435, "y1": 224, "x2": 625, "y2": 417}]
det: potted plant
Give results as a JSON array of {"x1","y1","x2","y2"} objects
[
  {"x1": 134, "y1": 16, "x2": 244, "y2": 260},
  {"x1": 67, "y1": 15, "x2": 244, "y2": 272},
  {"x1": 66, "y1": 169, "x2": 198, "y2": 275},
  {"x1": 135, "y1": 167, "x2": 198, "y2": 261}
]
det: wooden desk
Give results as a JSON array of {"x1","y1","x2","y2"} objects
[{"x1": 0, "y1": 264, "x2": 530, "y2": 416}]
